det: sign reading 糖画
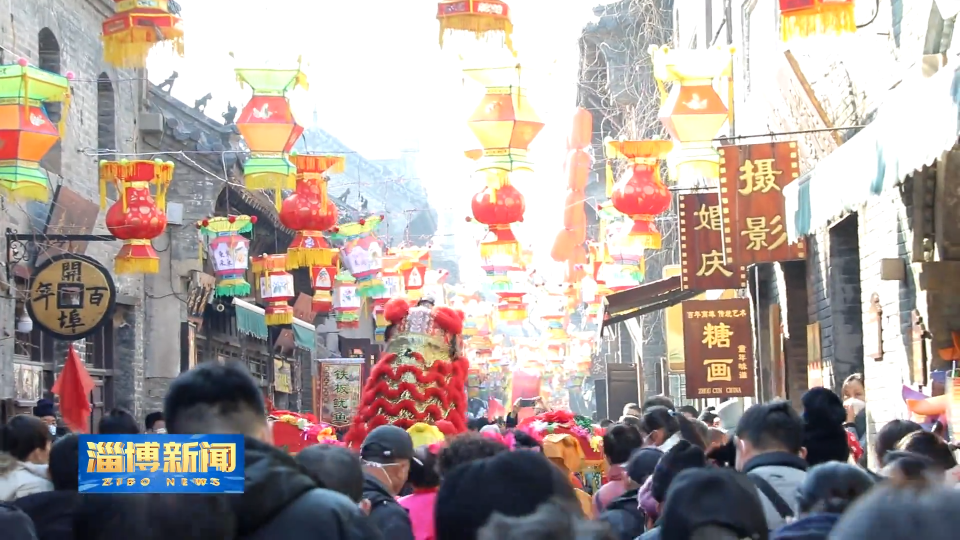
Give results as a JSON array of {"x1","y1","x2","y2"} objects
[
  {"x1": 315, "y1": 358, "x2": 364, "y2": 427},
  {"x1": 719, "y1": 142, "x2": 805, "y2": 266},
  {"x1": 78, "y1": 435, "x2": 244, "y2": 494},
  {"x1": 678, "y1": 192, "x2": 747, "y2": 291},
  {"x1": 681, "y1": 298, "x2": 755, "y2": 399},
  {"x1": 26, "y1": 254, "x2": 117, "y2": 341}
]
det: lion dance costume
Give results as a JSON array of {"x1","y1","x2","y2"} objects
[{"x1": 344, "y1": 297, "x2": 468, "y2": 446}]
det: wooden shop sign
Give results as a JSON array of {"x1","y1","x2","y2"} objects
[
  {"x1": 26, "y1": 254, "x2": 116, "y2": 341},
  {"x1": 682, "y1": 298, "x2": 755, "y2": 399},
  {"x1": 678, "y1": 192, "x2": 747, "y2": 291},
  {"x1": 719, "y1": 142, "x2": 806, "y2": 266}
]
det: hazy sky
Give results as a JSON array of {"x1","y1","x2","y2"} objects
[{"x1": 149, "y1": 1, "x2": 598, "y2": 281}]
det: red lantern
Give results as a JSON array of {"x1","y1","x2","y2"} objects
[
  {"x1": 309, "y1": 264, "x2": 339, "y2": 314},
  {"x1": 471, "y1": 183, "x2": 525, "y2": 260},
  {"x1": 607, "y1": 141, "x2": 672, "y2": 250},
  {"x1": 281, "y1": 155, "x2": 343, "y2": 269},
  {"x1": 101, "y1": 159, "x2": 173, "y2": 274},
  {"x1": 400, "y1": 262, "x2": 427, "y2": 295}
]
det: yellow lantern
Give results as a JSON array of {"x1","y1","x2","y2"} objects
[{"x1": 779, "y1": 0, "x2": 856, "y2": 42}]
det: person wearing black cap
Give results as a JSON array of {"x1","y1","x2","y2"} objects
[
  {"x1": 360, "y1": 425, "x2": 416, "y2": 540},
  {"x1": 599, "y1": 447, "x2": 662, "y2": 540},
  {"x1": 659, "y1": 467, "x2": 769, "y2": 540},
  {"x1": 33, "y1": 399, "x2": 67, "y2": 439}
]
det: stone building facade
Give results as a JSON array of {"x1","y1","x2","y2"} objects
[
  {"x1": 0, "y1": 0, "x2": 145, "y2": 425},
  {"x1": 669, "y1": 1, "x2": 960, "y2": 456}
]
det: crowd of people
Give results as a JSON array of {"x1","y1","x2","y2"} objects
[{"x1": 1, "y1": 361, "x2": 960, "y2": 539}]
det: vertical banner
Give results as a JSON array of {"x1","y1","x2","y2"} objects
[
  {"x1": 681, "y1": 298, "x2": 756, "y2": 398},
  {"x1": 719, "y1": 142, "x2": 805, "y2": 266},
  {"x1": 314, "y1": 358, "x2": 364, "y2": 427},
  {"x1": 663, "y1": 265, "x2": 687, "y2": 373},
  {"x1": 678, "y1": 192, "x2": 747, "y2": 290}
]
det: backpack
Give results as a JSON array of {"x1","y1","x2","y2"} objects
[{"x1": 747, "y1": 473, "x2": 795, "y2": 520}]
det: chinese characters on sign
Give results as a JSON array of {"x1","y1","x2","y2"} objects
[
  {"x1": 274, "y1": 359, "x2": 292, "y2": 394},
  {"x1": 678, "y1": 192, "x2": 747, "y2": 291},
  {"x1": 77, "y1": 435, "x2": 244, "y2": 494},
  {"x1": 26, "y1": 254, "x2": 117, "y2": 341},
  {"x1": 315, "y1": 358, "x2": 363, "y2": 426},
  {"x1": 719, "y1": 142, "x2": 805, "y2": 266},
  {"x1": 681, "y1": 298, "x2": 755, "y2": 399}
]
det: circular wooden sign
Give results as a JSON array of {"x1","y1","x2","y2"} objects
[{"x1": 26, "y1": 254, "x2": 117, "y2": 341}]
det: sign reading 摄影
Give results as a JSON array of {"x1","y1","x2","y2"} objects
[
  {"x1": 678, "y1": 192, "x2": 747, "y2": 291},
  {"x1": 78, "y1": 435, "x2": 244, "y2": 494},
  {"x1": 26, "y1": 254, "x2": 117, "y2": 341},
  {"x1": 719, "y1": 142, "x2": 805, "y2": 266},
  {"x1": 315, "y1": 358, "x2": 364, "y2": 427},
  {"x1": 681, "y1": 298, "x2": 755, "y2": 399}
]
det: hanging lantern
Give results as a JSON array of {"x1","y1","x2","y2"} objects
[
  {"x1": 437, "y1": 0, "x2": 514, "y2": 55},
  {"x1": 0, "y1": 60, "x2": 72, "y2": 202},
  {"x1": 779, "y1": 0, "x2": 856, "y2": 41},
  {"x1": 650, "y1": 45, "x2": 734, "y2": 183},
  {"x1": 255, "y1": 254, "x2": 295, "y2": 326},
  {"x1": 101, "y1": 0, "x2": 184, "y2": 68},
  {"x1": 328, "y1": 216, "x2": 386, "y2": 298},
  {"x1": 281, "y1": 154, "x2": 343, "y2": 269},
  {"x1": 200, "y1": 215, "x2": 255, "y2": 297},
  {"x1": 309, "y1": 263, "x2": 338, "y2": 314},
  {"x1": 606, "y1": 140, "x2": 673, "y2": 250},
  {"x1": 471, "y1": 183, "x2": 525, "y2": 261},
  {"x1": 334, "y1": 272, "x2": 361, "y2": 329},
  {"x1": 100, "y1": 159, "x2": 174, "y2": 274},
  {"x1": 372, "y1": 297, "x2": 390, "y2": 343},
  {"x1": 235, "y1": 65, "x2": 308, "y2": 200},
  {"x1": 496, "y1": 291, "x2": 526, "y2": 324}
]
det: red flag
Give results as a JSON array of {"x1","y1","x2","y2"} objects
[
  {"x1": 486, "y1": 398, "x2": 505, "y2": 420},
  {"x1": 51, "y1": 344, "x2": 95, "y2": 433}
]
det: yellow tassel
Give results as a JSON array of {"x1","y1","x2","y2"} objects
[
  {"x1": 114, "y1": 256, "x2": 160, "y2": 275},
  {"x1": 265, "y1": 310, "x2": 294, "y2": 326},
  {"x1": 244, "y1": 171, "x2": 296, "y2": 191},
  {"x1": 101, "y1": 27, "x2": 184, "y2": 69},
  {"x1": 4, "y1": 182, "x2": 49, "y2": 202},
  {"x1": 22, "y1": 71, "x2": 29, "y2": 124},
  {"x1": 438, "y1": 15, "x2": 515, "y2": 56},
  {"x1": 605, "y1": 159, "x2": 614, "y2": 198},
  {"x1": 58, "y1": 91, "x2": 71, "y2": 136},
  {"x1": 781, "y1": 4, "x2": 856, "y2": 41},
  {"x1": 99, "y1": 173, "x2": 108, "y2": 210}
]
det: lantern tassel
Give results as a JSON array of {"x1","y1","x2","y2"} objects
[
  {"x1": 58, "y1": 91, "x2": 71, "y2": 137},
  {"x1": 605, "y1": 159, "x2": 614, "y2": 198},
  {"x1": 265, "y1": 305, "x2": 294, "y2": 326},
  {"x1": 438, "y1": 16, "x2": 515, "y2": 56},
  {"x1": 102, "y1": 28, "x2": 185, "y2": 69},
  {"x1": 781, "y1": 3, "x2": 856, "y2": 41},
  {"x1": 214, "y1": 278, "x2": 251, "y2": 298}
]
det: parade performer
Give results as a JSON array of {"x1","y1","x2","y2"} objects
[{"x1": 344, "y1": 297, "x2": 468, "y2": 446}]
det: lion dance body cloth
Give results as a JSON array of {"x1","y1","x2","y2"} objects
[{"x1": 344, "y1": 297, "x2": 468, "y2": 446}]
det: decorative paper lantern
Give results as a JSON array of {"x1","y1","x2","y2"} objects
[
  {"x1": 437, "y1": 0, "x2": 514, "y2": 55},
  {"x1": 309, "y1": 264, "x2": 338, "y2": 314},
  {"x1": 779, "y1": 0, "x2": 856, "y2": 41},
  {"x1": 254, "y1": 254, "x2": 295, "y2": 326},
  {"x1": 0, "y1": 60, "x2": 72, "y2": 202},
  {"x1": 649, "y1": 45, "x2": 734, "y2": 182},
  {"x1": 471, "y1": 182, "x2": 525, "y2": 260},
  {"x1": 334, "y1": 272, "x2": 360, "y2": 329},
  {"x1": 607, "y1": 140, "x2": 673, "y2": 250},
  {"x1": 100, "y1": 159, "x2": 173, "y2": 274},
  {"x1": 100, "y1": 0, "x2": 184, "y2": 68},
  {"x1": 200, "y1": 215, "x2": 255, "y2": 297},
  {"x1": 328, "y1": 216, "x2": 386, "y2": 298},
  {"x1": 281, "y1": 154, "x2": 343, "y2": 269},
  {"x1": 372, "y1": 298, "x2": 389, "y2": 343},
  {"x1": 236, "y1": 66, "x2": 308, "y2": 199},
  {"x1": 496, "y1": 291, "x2": 527, "y2": 325}
]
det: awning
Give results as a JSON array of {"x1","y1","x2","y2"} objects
[
  {"x1": 233, "y1": 298, "x2": 268, "y2": 340},
  {"x1": 292, "y1": 319, "x2": 316, "y2": 353},
  {"x1": 785, "y1": 62, "x2": 960, "y2": 241},
  {"x1": 232, "y1": 298, "x2": 314, "y2": 348},
  {"x1": 599, "y1": 276, "x2": 703, "y2": 335}
]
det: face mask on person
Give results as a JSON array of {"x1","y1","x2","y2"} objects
[
  {"x1": 48, "y1": 424, "x2": 57, "y2": 437},
  {"x1": 154, "y1": 428, "x2": 167, "y2": 434}
]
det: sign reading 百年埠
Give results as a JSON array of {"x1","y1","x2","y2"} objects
[
  {"x1": 681, "y1": 298, "x2": 756, "y2": 399},
  {"x1": 78, "y1": 435, "x2": 244, "y2": 494}
]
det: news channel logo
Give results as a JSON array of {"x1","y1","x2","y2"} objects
[{"x1": 78, "y1": 435, "x2": 245, "y2": 494}]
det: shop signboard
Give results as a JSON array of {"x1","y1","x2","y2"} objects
[
  {"x1": 681, "y1": 298, "x2": 755, "y2": 399},
  {"x1": 678, "y1": 192, "x2": 747, "y2": 291},
  {"x1": 26, "y1": 254, "x2": 116, "y2": 341}
]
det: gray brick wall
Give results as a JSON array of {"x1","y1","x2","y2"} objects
[
  {"x1": 828, "y1": 217, "x2": 864, "y2": 391},
  {"x1": 0, "y1": 0, "x2": 145, "y2": 406}
]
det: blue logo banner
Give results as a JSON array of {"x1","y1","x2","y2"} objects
[{"x1": 78, "y1": 434, "x2": 245, "y2": 494}]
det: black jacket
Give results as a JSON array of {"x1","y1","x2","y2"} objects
[
  {"x1": 362, "y1": 473, "x2": 414, "y2": 540},
  {"x1": 233, "y1": 438, "x2": 381, "y2": 540},
  {"x1": 13, "y1": 490, "x2": 79, "y2": 540},
  {"x1": 598, "y1": 489, "x2": 646, "y2": 540},
  {"x1": 0, "y1": 503, "x2": 37, "y2": 540}
]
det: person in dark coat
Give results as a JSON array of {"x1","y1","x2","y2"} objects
[
  {"x1": 359, "y1": 425, "x2": 416, "y2": 540},
  {"x1": 0, "y1": 502, "x2": 37, "y2": 540},
  {"x1": 772, "y1": 462, "x2": 875, "y2": 540},
  {"x1": 598, "y1": 447, "x2": 661, "y2": 540},
  {"x1": 163, "y1": 361, "x2": 378, "y2": 540},
  {"x1": 14, "y1": 434, "x2": 81, "y2": 539}
]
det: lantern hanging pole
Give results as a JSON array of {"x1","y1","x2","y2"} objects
[{"x1": 4, "y1": 228, "x2": 117, "y2": 282}]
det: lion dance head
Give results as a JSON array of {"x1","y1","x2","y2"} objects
[{"x1": 343, "y1": 297, "x2": 468, "y2": 446}]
